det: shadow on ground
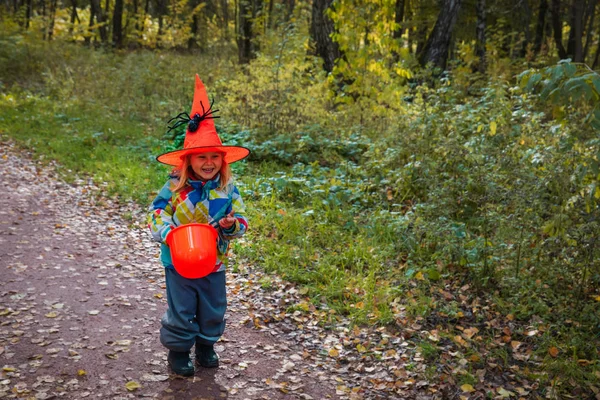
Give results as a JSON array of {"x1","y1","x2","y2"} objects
[{"x1": 159, "y1": 369, "x2": 227, "y2": 399}]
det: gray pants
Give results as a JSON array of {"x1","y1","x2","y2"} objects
[{"x1": 160, "y1": 268, "x2": 227, "y2": 352}]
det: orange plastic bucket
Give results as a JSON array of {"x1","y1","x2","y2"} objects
[{"x1": 166, "y1": 223, "x2": 218, "y2": 279}]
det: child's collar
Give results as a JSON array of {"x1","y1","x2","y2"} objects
[{"x1": 187, "y1": 174, "x2": 221, "y2": 189}]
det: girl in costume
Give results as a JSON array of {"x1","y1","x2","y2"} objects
[{"x1": 147, "y1": 75, "x2": 250, "y2": 376}]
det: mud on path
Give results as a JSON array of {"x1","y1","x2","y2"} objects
[{"x1": 0, "y1": 141, "x2": 339, "y2": 400}]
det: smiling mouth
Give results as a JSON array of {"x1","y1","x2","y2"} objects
[{"x1": 202, "y1": 168, "x2": 215, "y2": 174}]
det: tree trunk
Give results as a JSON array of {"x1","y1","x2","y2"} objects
[
  {"x1": 392, "y1": 0, "x2": 406, "y2": 42},
  {"x1": 520, "y1": 0, "x2": 533, "y2": 56},
  {"x1": 415, "y1": 24, "x2": 427, "y2": 55},
  {"x1": 130, "y1": 0, "x2": 138, "y2": 36},
  {"x1": 90, "y1": 0, "x2": 108, "y2": 43},
  {"x1": 112, "y1": 0, "x2": 123, "y2": 47},
  {"x1": 391, "y1": 0, "x2": 406, "y2": 61},
  {"x1": 566, "y1": 0, "x2": 585, "y2": 61},
  {"x1": 139, "y1": 0, "x2": 150, "y2": 40},
  {"x1": 222, "y1": 0, "x2": 229, "y2": 40},
  {"x1": 284, "y1": 0, "x2": 294, "y2": 22},
  {"x1": 237, "y1": 0, "x2": 255, "y2": 63},
  {"x1": 69, "y1": 0, "x2": 79, "y2": 35},
  {"x1": 267, "y1": 0, "x2": 274, "y2": 30},
  {"x1": 41, "y1": 0, "x2": 47, "y2": 40},
  {"x1": 25, "y1": 0, "x2": 32, "y2": 30},
  {"x1": 310, "y1": 0, "x2": 341, "y2": 73},
  {"x1": 157, "y1": 0, "x2": 166, "y2": 47},
  {"x1": 86, "y1": 0, "x2": 95, "y2": 45},
  {"x1": 188, "y1": 13, "x2": 199, "y2": 49},
  {"x1": 533, "y1": 0, "x2": 548, "y2": 54},
  {"x1": 418, "y1": 0, "x2": 462, "y2": 69},
  {"x1": 592, "y1": 32, "x2": 600, "y2": 68},
  {"x1": 104, "y1": 0, "x2": 111, "y2": 41},
  {"x1": 47, "y1": 0, "x2": 58, "y2": 40},
  {"x1": 551, "y1": 0, "x2": 568, "y2": 59},
  {"x1": 475, "y1": 0, "x2": 486, "y2": 72},
  {"x1": 582, "y1": 0, "x2": 596, "y2": 61}
]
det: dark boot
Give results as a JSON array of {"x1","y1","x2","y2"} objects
[
  {"x1": 167, "y1": 350, "x2": 194, "y2": 376},
  {"x1": 195, "y1": 343, "x2": 219, "y2": 368}
]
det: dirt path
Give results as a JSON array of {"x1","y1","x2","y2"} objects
[
  {"x1": 0, "y1": 141, "x2": 343, "y2": 400},
  {"x1": 0, "y1": 140, "x2": 442, "y2": 400}
]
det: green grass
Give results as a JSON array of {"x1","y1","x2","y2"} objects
[{"x1": 0, "y1": 93, "x2": 167, "y2": 204}]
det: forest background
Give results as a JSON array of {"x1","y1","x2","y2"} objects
[{"x1": 1, "y1": 0, "x2": 600, "y2": 397}]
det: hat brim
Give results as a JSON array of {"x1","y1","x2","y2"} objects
[{"x1": 156, "y1": 146, "x2": 251, "y2": 167}]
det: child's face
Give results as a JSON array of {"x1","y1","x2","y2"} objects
[{"x1": 190, "y1": 151, "x2": 223, "y2": 181}]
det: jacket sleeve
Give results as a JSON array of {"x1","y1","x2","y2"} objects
[
  {"x1": 220, "y1": 184, "x2": 248, "y2": 241},
  {"x1": 147, "y1": 180, "x2": 177, "y2": 243}
]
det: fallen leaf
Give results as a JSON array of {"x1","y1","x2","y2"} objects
[
  {"x1": 125, "y1": 381, "x2": 141, "y2": 391},
  {"x1": 462, "y1": 327, "x2": 479, "y2": 339},
  {"x1": 548, "y1": 347, "x2": 559, "y2": 358},
  {"x1": 454, "y1": 335, "x2": 468, "y2": 347},
  {"x1": 141, "y1": 374, "x2": 169, "y2": 382},
  {"x1": 460, "y1": 384, "x2": 474, "y2": 392},
  {"x1": 497, "y1": 387, "x2": 514, "y2": 398}
]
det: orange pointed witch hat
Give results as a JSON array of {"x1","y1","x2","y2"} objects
[{"x1": 156, "y1": 74, "x2": 250, "y2": 167}]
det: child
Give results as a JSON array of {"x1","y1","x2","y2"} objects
[{"x1": 147, "y1": 75, "x2": 250, "y2": 376}]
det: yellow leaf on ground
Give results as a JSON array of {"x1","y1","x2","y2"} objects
[
  {"x1": 77, "y1": 370, "x2": 86, "y2": 376},
  {"x1": 414, "y1": 271, "x2": 425, "y2": 281},
  {"x1": 125, "y1": 381, "x2": 141, "y2": 391},
  {"x1": 329, "y1": 348, "x2": 339, "y2": 357},
  {"x1": 548, "y1": 347, "x2": 559, "y2": 357},
  {"x1": 497, "y1": 387, "x2": 514, "y2": 398},
  {"x1": 454, "y1": 335, "x2": 468, "y2": 347},
  {"x1": 461, "y1": 384, "x2": 475, "y2": 392},
  {"x1": 462, "y1": 327, "x2": 479, "y2": 339}
]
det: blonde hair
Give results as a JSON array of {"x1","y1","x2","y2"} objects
[{"x1": 171, "y1": 152, "x2": 232, "y2": 193}]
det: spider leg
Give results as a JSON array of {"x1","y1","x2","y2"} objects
[
  {"x1": 167, "y1": 112, "x2": 190, "y2": 125},
  {"x1": 167, "y1": 119, "x2": 189, "y2": 132}
]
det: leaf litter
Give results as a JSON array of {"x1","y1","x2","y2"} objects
[{"x1": 0, "y1": 141, "x2": 578, "y2": 399}]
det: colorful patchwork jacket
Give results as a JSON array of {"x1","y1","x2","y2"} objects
[{"x1": 147, "y1": 174, "x2": 248, "y2": 273}]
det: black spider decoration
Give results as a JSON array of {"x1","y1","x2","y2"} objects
[{"x1": 166, "y1": 98, "x2": 220, "y2": 134}]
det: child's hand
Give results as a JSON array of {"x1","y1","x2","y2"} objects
[{"x1": 219, "y1": 210, "x2": 236, "y2": 229}]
